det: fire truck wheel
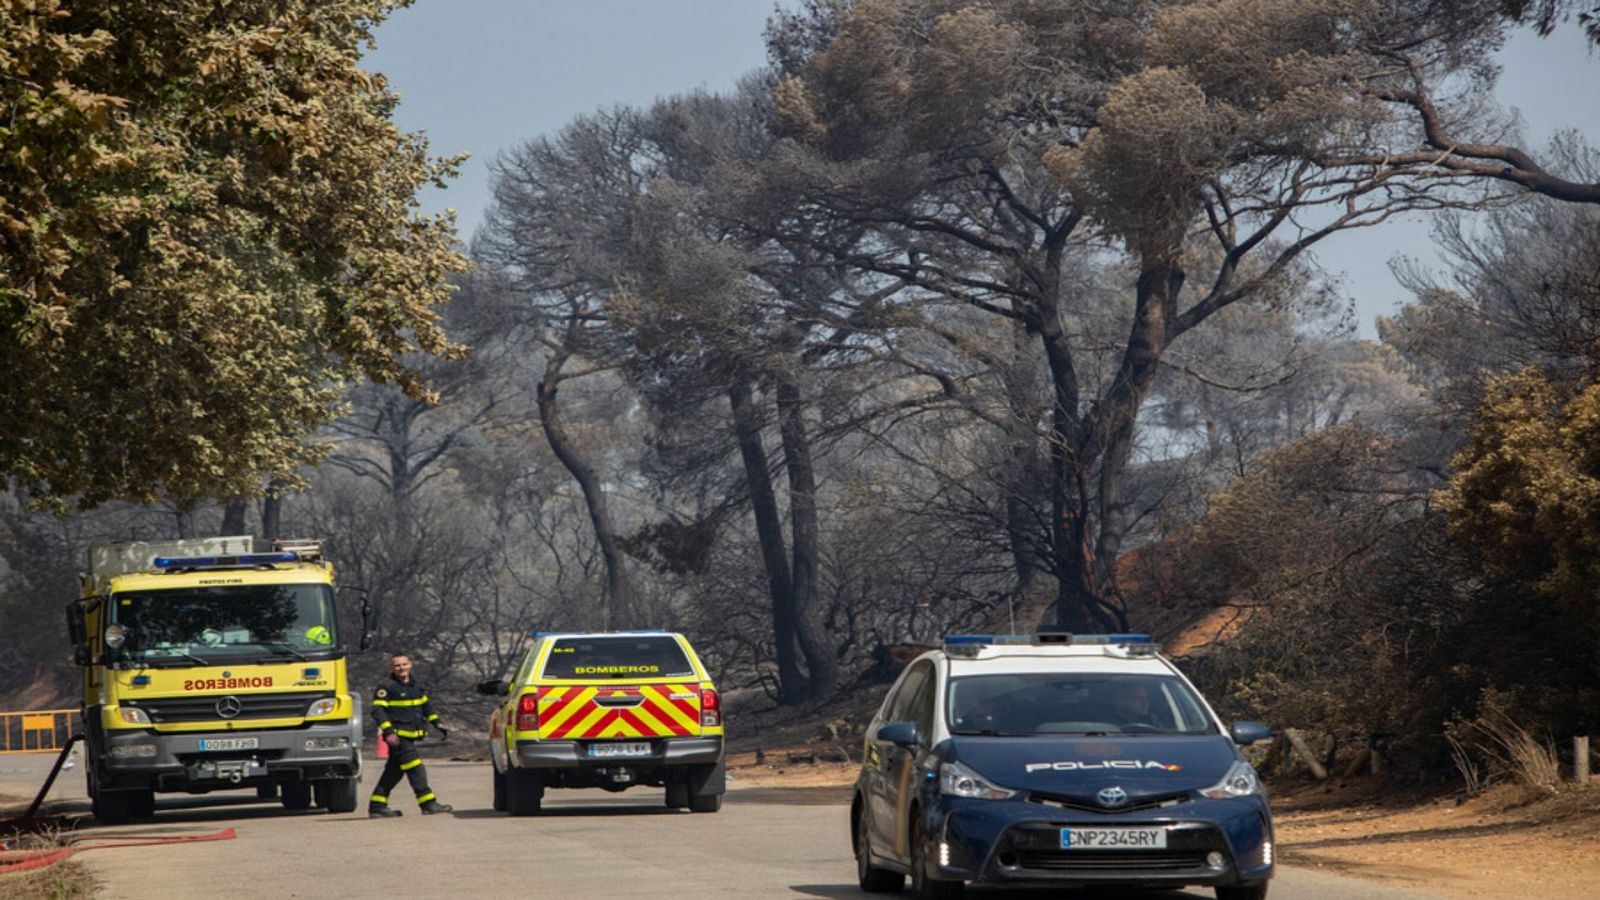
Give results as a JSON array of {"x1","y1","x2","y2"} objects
[
  {"x1": 256, "y1": 784, "x2": 280, "y2": 800},
  {"x1": 131, "y1": 788, "x2": 156, "y2": 819},
  {"x1": 316, "y1": 777, "x2": 359, "y2": 813},
  {"x1": 281, "y1": 781, "x2": 313, "y2": 810},
  {"x1": 507, "y1": 768, "x2": 544, "y2": 816}
]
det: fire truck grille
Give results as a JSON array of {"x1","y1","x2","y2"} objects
[{"x1": 123, "y1": 691, "x2": 332, "y2": 723}]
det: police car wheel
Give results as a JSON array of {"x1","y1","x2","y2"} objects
[
  {"x1": 855, "y1": 807, "x2": 905, "y2": 893},
  {"x1": 1216, "y1": 883, "x2": 1269, "y2": 900},
  {"x1": 910, "y1": 816, "x2": 963, "y2": 899}
]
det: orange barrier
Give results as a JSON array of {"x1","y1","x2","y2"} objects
[{"x1": 0, "y1": 710, "x2": 74, "y2": 754}]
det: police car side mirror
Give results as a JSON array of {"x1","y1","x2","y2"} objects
[
  {"x1": 476, "y1": 678, "x2": 509, "y2": 697},
  {"x1": 1230, "y1": 721, "x2": 1272, "y2": 746},
  {"x1": 878, "y1": 721, "x2": 919, "y2": 748}
]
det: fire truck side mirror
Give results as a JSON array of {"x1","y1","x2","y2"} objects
[
  {"x1": 359, "y1": 597, "x2": 374, "y2": 652},
  {"x1": 65, "y1": 602, "x2": 88, "y2": 658}
]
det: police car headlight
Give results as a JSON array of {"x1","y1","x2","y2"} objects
[
  {"x1": 1201, "y1": 760, "x2": 1262, "y2": 799},
  {"x1": 939, "y1": 760, "x2": 1017, "y2": 800}
]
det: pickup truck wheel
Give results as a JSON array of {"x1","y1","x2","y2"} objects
[
  {"x1": 688, "y1": 791, "x2": 722, "y2": 813},
  {"x1": 665, "y1": 780, "x2": 689, "y2": 809},
  {"x1": 281, "y1": 782, "x2": 313, "y2": 810},
  {"x1": 318, "y1": 777, "x2": 359, "y2": 814},
  {"x1": 507, "y1": 769, "x2": 543, "y2": 816},
  {"x1": 492, "y1": 766, "x2": 507, "y2": 812}
]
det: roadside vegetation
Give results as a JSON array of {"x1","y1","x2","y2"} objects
[{"x1": 4, "y1": 0, "x2": 1599, "y2": 798}]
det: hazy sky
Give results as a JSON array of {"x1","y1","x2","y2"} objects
[{"x1": 366, "y1": 2, "x2": 1600, "y2": 336}]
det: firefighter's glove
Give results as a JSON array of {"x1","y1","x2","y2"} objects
[
  {"x1": 434, "y1": 723, "x2": 450, "y2": 740},
  {"x1": 384, "y1": 732, "x2": 401, "y2": 748}
]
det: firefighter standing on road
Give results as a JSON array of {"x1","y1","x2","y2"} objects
[{"x1": 369, "y1": 652, "x2": 453, "y2": 818}]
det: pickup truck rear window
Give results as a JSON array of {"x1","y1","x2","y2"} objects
[{"x1": 541, "y1": 636, "x2": 696, "y2": 679}]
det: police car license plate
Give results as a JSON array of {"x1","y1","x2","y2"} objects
[
  {"x1": 199, "y1": 738, "x2": 259, "y2": 752},
  {"x1": 1060, "y1": 827, "x2": 1167, "y2": 849},
  {"x1": 589, "y1": 742, "x2": 650, "y2": 758}
]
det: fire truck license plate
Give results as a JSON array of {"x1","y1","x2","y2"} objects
[
  {"x1": 199, "y1": 738, "x2": 259, "y2": 751},
  {"x1": 589, "y1": 742, "x2": 650, "y2": 758},
  {"x1": 1060, "y1": 827, "x2": 1167, "y2": 849}
]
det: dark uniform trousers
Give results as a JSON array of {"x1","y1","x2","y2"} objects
[{"x1": 370, "y1": 675, "x2": 443, "y2": 809}]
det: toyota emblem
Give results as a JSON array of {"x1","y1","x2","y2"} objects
[
  {"x1": 215, "y1": 696, "x2": 243, "y2": 719},
  {"x1": 1097, "y1": 786, "x2": 1130, "y2": 808}
]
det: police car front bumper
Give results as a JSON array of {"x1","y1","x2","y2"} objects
[
  {"x1": 515, "y1": 736, "x2": 723, "y2": 768},
  {"x1": 930, "y1": 794, "x2": 1274, "y2": 889},
  {"x1": 98, "y1": 722, "x2": 362, "y2": 790}
]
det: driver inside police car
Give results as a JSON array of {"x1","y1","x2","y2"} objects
[{"x1": 1107, "y1": 679, "x2": 1157, "y2": 727}]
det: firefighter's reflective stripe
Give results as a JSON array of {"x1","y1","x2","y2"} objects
[
  {"x1": 394, "y1": 728, "x2": 426, "y2": 739},
  {"x1": 400, "y1": 757, "x2": 423, "y2": 771},
  {"x1": 373, "y1": 697, "x2": 430, "y2": 708},
  {"x1": 372, "y1": 794, "x2": 389, "y2": 804},
  {"x1": 417, "y1": 792, "x2": 436, "y2": 804},
  {"x1": 539, "y1": 682, "x2": 700, "y2": 739}
]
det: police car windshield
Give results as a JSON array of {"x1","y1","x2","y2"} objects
[
  {"x1": 112, "y1": 584, "x2": 338, "y2": 664},
  {"x1": 947, "y1": 673, "x2": 1216, "y2": 737},
  {"x1": 541, "y1": 636, "x2": 695, "y2": 679}
]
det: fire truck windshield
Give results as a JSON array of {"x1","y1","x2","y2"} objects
[{"x1": 110, "y1": 584, "x2": 338, "y2": 664}]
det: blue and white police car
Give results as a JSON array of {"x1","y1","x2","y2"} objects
[{"x1": 851, "y1": 633, "x2": 1274, "y2": 899}]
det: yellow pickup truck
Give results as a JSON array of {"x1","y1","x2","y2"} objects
[{"x1": 477, "y1": 630, "x2": 724, "y2": 815}]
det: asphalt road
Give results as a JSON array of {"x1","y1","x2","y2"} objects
[{"x1": 1, "y1": 751, "x2": 1441, "y2": 899}]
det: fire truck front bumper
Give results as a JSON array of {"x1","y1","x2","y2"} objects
[{"x1": 98, "y1": 722, "x2": 362, "y2": 790}]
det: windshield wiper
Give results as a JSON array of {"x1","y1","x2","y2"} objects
[
  {"x1": 136, "y1": 649, "x2": 213, "y2": 667},
  {"x1": 261, "y1": 642, "x2": 310, "y2": 661}
]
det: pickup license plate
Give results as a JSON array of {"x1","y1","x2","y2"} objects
[
  {"x1": 589, "y1": 741, "x2": 650, "y2": 758},
  {"x1": 199, "y1": 738, "x2": 259, "y2": 752},
  {"x1": 1061, "y1": 827, "x2": 1167, "y2": 849}
]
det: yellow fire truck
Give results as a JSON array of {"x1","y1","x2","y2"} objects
[{"x1": 66, "y1": 536, "x2": 368, "y2": 823}]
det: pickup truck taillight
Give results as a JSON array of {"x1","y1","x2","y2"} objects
[
  {"x1": 516, "y1": 691, "x2": 540, "y2": 732},
  {"x1": 700, "y1": 687, "x2": 720, "y2": 727}
]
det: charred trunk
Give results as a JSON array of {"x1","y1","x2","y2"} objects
[{"x1": 775, "y1": 375, "x2": 838, "y2": 701}]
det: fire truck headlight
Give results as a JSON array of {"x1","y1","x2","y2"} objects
[
  {"x1": 304, "y1": 736, "x2": 350, "y2": 751},
  {"x1": 119, "y1": 706, "x2": 151, "y2": 725},
  {"x1": 305, "y1": 698, "x2": 337, "y2": 717},
  {"x1": 108, "y1": 742, "x2": 157, "y2": 759}
]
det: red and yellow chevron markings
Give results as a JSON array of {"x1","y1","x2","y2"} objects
[{"x1": 539, "y1": 682, "x2": 701, "y2": 739}]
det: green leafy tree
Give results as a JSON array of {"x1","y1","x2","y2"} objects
[{"x1": 0, "y1": 0, "x2": 467, "y2": 507}]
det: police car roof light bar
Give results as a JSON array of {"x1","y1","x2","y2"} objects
[
  {"x1": 942, "y1": 633, "x2": 1154, "y2": 650},
  {"x1": 153, "y1": 551, "x2": 300, "y2": 570}
]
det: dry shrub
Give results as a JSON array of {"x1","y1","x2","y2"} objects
[{"x1": 1447, "y1": 693, "x2": 1563, "y2": 795}]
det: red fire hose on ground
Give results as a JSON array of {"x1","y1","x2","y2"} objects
[{"x1": 1, "y1": 735, "x2": 237, "y2": 877}]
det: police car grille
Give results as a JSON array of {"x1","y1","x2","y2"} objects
[
  {"x1": 124, "y1": 692, "x2": 333, "y2": 723},
  {"x1": 1027, "y1": 790, "x2": 1191, "y2": 813},
  {"x1": 1013, "y1": 850, "x2": 1209, "y2": 871}
]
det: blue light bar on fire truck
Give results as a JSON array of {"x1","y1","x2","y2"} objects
[{"x1": 153, "y1": 552, "x2": 301, "y2": 569}]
